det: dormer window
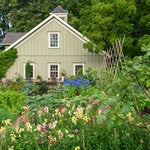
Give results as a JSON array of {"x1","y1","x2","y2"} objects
[{"x1": 48, "y1": 32, "x2": 59, "y2": 48}]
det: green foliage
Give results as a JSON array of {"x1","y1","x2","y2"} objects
[
  {"x1": 0, "y1": 82, "x2": 24, "y2": 92},
  {"x1": 1, "y1": 88, "x2": 149, "y2": 149},
  {"x1": 0, "y1": 91, "x2": 27, "y2": 115},
  {"x1": 25, "y1": 62, "x2": 33, "y2": 80},
  {"x1": 0, "y1": 48, "x2": 18, "y2": 80},
  {"x1": 1, "y1": 0, "x2": 149, "y2": 57},
  {"x1": 126, "y1": 45, "x2": 150, "y2": 89},
  {"x1": 21, "y1": 83, "x2": 37, "y2": 96},
  {"x1": 0, "y1": 45, "x2": 150, "y2": 149},
  {"x1": 0, "y1": 0, "x2": 10, "y2": 42}
]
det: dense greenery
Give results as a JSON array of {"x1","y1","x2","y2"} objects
[
  {"x1": 0, "y1": 48, "x2": 18, "y2": 80},
  {"x1": 0, "y1": 0, "x2": 150, "y2": 57},
  {"x1": 0, "y1": 91, "x2": 26, "y2": 115}
]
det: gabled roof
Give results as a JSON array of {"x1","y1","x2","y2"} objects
[
  {"x1": 5, "y1": 14, "x2": 89, "y2": 51},
  {"x1": 51, "y1": 5, "x2": 68, "y2": 14},
  {"x1": 2, "y1": 32, "x2": 26, "y2": 45}
]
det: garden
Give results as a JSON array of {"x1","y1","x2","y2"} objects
[{"x1": 0, "y1": 47, "x2": 150, "y2": 150}]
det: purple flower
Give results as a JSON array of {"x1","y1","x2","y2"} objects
[
  {"x1": 38, "y1": 141, "x2": 43, "y2": 145},
  {"x1": 74, "y1": 129, "x2": 79, "y2": 134},
  {"x1": 40, "y1": 123, "x2": 47, "y2": 132}
]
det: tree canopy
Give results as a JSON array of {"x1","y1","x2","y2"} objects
[{"x1": 0, "y1": 0, "x2": 150, "y2": 57}]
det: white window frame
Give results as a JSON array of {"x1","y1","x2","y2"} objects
[
  {"x1": 73, "y1": 63, "x2": 85, "y2": 76},
  {"x1": 48, "y1": 32, "x2": 60, "y2": 48},
  {"x1": 24, "y1": 63, "x2": 35, "y2": 80},
  {"x1": 48, "y1": 63, "x2": 60, "y2": 79}
]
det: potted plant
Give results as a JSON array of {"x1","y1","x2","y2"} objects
[
  {"x1": 61, "y1": 69, "x2": 66, "y2": 82},
  {"x1": 36, "y1": 75, "x2": 42, "y2": 83},
  {"x1": 61, "y1": 69, "x2": 66, "y2": 76}
]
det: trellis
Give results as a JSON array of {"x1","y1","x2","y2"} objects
[{"x1": 101, "y1": 37, "x2": 125, "y2": 76}]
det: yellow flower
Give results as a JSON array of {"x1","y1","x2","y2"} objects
[
  {"x1": 83, "y1": 116, "x2": 90, "y2": 123},
  {"x1": 127, "y1": 112, "x2": 132, "y2": 117},
  {"x1": 68, "y1": 110, "x2": 72, "y2": 115},
  {"x1": 74, "y1": 107, "x2": 83, "y2": 119},
  {"x1": 65, "y1": 129, "x2": 69, "y2": 134},
  {"x1": 68, "y1": 134, "x2": 74, "y2": 138},
  {"x1": 36, "y1": 124, "x2": 41, "y2": 131},
  {"x1": 2, "y1": 119, "x2": 12, "y2": 126},
  {"x1": 15, "y1": 127, "x2": 24, "y2": 135},
  {"x1": 25, "y1": 122, "x2": 32, "y2": 132},
  {"x1": 8, "y1": 146, "x2": 14, "y2": 150},
  {"x1": 72, "y1": 116, "x2": 77, "y2": 124},
  {"x1": 57, "y1": 130, "x2": 64, "y2": 139},
  {"x1": 10, "y1": 133, "x2": 16, "y2": 142},
  {"x1": 66, "y1": 101, "x2": 70, "y2": 107},
  {"x1": 0, "y1": 126, "x2": 6, "y2": 133},
  {"x1": 127, "y1": 112, "x2": 134, "y2": 122},
  {"x1": 55, "y1": 108, "x2": 59, "y2": 115},
  {"x1": 75, "y1": 146, "x2": 80, "y2": 150}
]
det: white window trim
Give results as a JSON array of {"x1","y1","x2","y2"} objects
[
  {"x1": 48, "y1": 32, "x2": 60, "y2": 48},
  {"x1": 48, "y1": 63, "x2": 60, "y2": 79},
  {"x1": 73, "y1": 63, "x2": 85, "y2": 76},
  {"x1": 24, "y1": 63, "x2": 35, "y2": 80}
]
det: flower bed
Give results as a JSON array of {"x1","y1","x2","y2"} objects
[{"x1": 0, "y1": 90, "x2": 149, "y2": 150}]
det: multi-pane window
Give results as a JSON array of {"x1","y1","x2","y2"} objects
[
  {"x1": 49, "y1": 64, "x2": 59, "y2": 79},
  {"x1": 73, "y1": 63, "x2": 84, "y2": 76},
  {"x1": 49, "y1": 32, "x2": 59, "y2": 48}
]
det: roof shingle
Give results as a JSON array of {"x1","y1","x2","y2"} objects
[
  {"x1": 2, "y1": 32, "x2": 26, "y2": 45},
  {"x1": 51, "y1": 5, "x2": 68, "y2": 13}
]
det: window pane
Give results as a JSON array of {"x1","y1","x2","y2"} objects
[
  {"x1": 50, "y1": 65, "x2": 58, "y2": 78},
  {"x1": 50, "y1": 34, "x2": 58, "y2": 47}
]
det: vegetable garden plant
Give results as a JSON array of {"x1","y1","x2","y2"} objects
[{"x1": 0, "y1": 47, "x2": 150, "y2": 150}]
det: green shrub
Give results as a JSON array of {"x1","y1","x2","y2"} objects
[
  {"x1": 0, "y1": 91, "x2": 27, "y2": 115},
  {"x1": 0, "y1": 48, "x2": 18, "y2": 80},
  {"x1": 21, "y1": 83, "x2": 37, "y2": 96},
  {"x1": 0, "y1": 82, "x2": 24, "y2": 92}
]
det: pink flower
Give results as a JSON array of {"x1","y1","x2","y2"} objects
[
  {"x1": 92, "y1": 116, "x2": 97, "y2": 124},
  {"x1": 89, "y1": 97, "x2": 94, "y2": 103},
  {"x1": 74, "y1": 129, "x2": 79, "y2": 134},
  {"x1": 41, "y1": 107, "x2": 49, "y2": 113},
  {"x1": 40, "y1": 123, "x2": 47, "y2": 132}
]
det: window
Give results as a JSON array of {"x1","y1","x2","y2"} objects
[
  {"x1": 73, "y1": 63, "x2": 84, "y2": 76},
  {"x1": 24, "y1": 63, "x2": 35, "y2": 80},
  {"x1": 48, "y1": 64, "x2": 60, "y2": 79},
  {"x1": 49, "y1": 32, "x2": 59, "y2": 48}
]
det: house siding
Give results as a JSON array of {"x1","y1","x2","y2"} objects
[{"x1": 6, "y1": 18, "x2": 103, "y2": 80}]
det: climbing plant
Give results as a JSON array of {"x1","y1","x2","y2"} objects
[
  {"x1": 0, "y1": 48, "x2": 18, "y2": 80},
  {"x1": 25, "y1": 61, "x2": 33, "y2": 81}
]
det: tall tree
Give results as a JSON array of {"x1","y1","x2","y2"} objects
[
  {"x1": 8, "y1": 0, "x2": 61, "y2": 32},
  {"x1": 0, "y1": 0, "x2": 11, "y2": 47},
  {"x1": 74, "y1": 0, "x2": 150, "y2": 57}
]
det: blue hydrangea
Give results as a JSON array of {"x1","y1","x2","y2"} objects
[{"x1": 64, "y1": 77, "x2": 92, "y2": 89}]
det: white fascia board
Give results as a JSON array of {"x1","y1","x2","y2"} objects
[
  {"x1": 5, "y1": 14, "x2": 89, "y2": 51},
  {"x1": 5, "y1": 14, "x2": 55, "y2": 51},
  {"x1": 54, "y1": 15, "x2": 89, "y2": 43}
]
